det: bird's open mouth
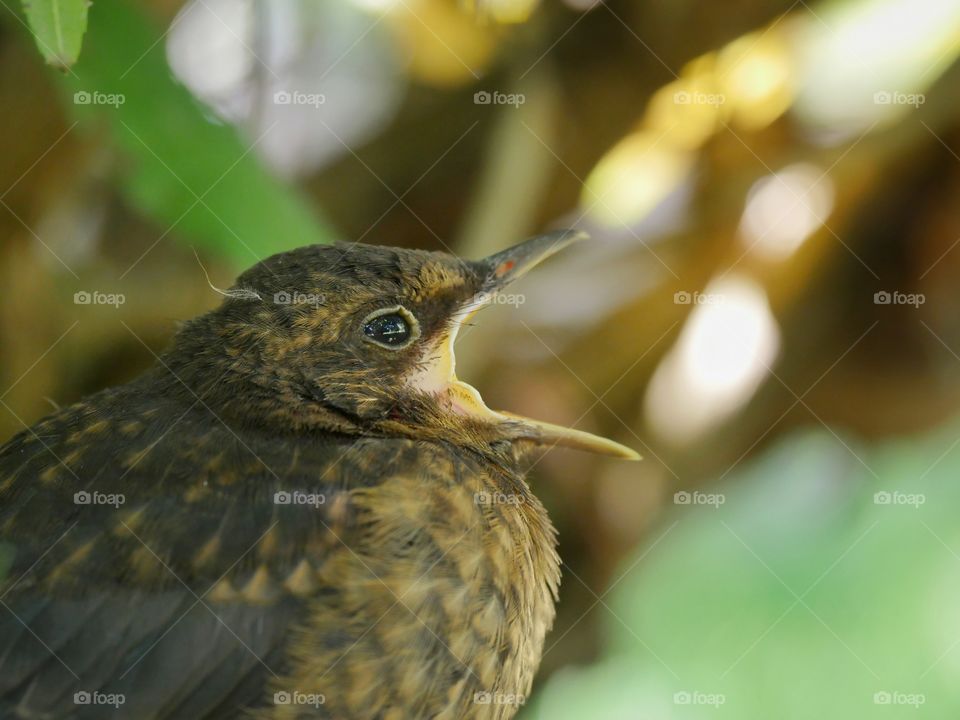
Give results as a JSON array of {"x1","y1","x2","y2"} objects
[{"x1": 406, "y1": 230, "x2": 640, "y2": 460}]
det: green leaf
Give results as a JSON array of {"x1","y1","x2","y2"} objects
[
  {"x1": 21, "y1": 0, "x2": 89, "y2": 70},
  {"x1": 62, "y1": 0, "x2": 334, "y2": 267}
]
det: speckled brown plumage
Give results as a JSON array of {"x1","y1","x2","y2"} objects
[{"x1": 0, "y1": 231, "x2": 634, "y2": 719}]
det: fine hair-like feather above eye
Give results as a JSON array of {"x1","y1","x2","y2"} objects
[{"x1": 361, "y1": 306, "x2": 420, "y2": 349}]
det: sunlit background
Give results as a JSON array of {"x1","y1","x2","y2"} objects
[{"x1": 2, "y1": 0, "x2": 960, "y2": 716}]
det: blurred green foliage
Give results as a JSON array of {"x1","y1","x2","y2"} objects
[
  {"x1": 62, "y1": 0, "x2": 334, "y2": 267},
  {"x1": 525, "y1": 424, "x2": 960, "y2": 718}
]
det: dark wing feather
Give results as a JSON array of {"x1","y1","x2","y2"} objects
[{"x1": 0, "y1": 381, "x2": 381, "y2": 719}]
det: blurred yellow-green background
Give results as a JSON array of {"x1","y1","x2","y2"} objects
[{"x1": 3, "y1": 0, "x2": 960, "y2": 716}]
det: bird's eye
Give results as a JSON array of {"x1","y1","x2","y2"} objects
[{"x1": 361, "y1": 306, "x2": 420, "y2": 349}]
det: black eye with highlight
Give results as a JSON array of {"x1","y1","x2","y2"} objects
[{"x1": 361, "y1": 306, "x2": 420, "y2": 349}]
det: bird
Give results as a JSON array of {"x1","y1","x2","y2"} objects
[{"x1": 0, "y1": 229, "x2": 638, "y2": 719}]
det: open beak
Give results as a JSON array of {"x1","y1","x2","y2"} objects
[{"x1": 409, "y1": 229, "x2": 640, "y2": 461}]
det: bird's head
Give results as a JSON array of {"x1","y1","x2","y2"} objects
[{"x1": 170, "y1": 230, "x2": 638, "y2": 462}]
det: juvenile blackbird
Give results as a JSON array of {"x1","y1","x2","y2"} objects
[{"x1": 0, "y1": 229, "x2": 637, "y2": 719}]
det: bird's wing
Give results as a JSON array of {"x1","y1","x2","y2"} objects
[{"x1": 0, "y1": 386, "x2": 406, "y2": 719}]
